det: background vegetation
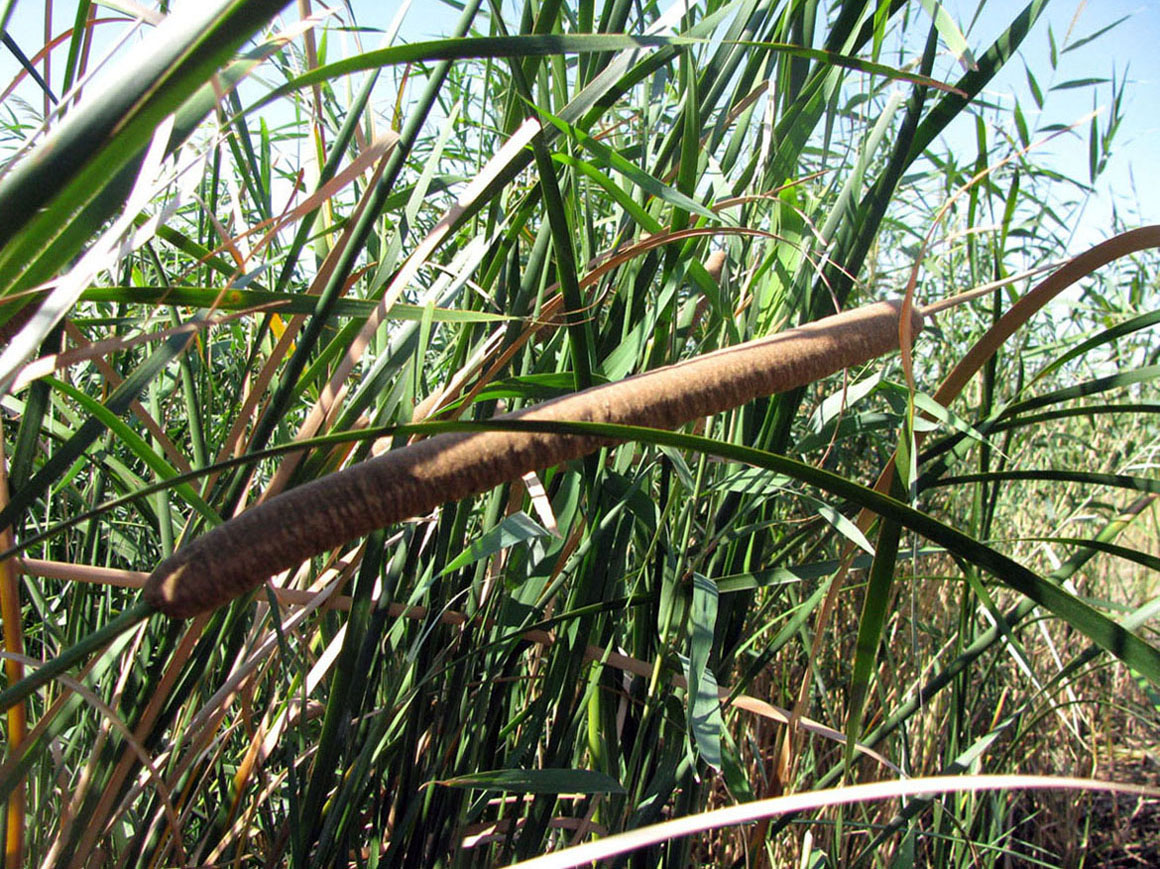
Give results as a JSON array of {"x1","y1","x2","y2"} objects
[{"x1": 0, "y1": 0, "x2": 1158, "y2": 865}]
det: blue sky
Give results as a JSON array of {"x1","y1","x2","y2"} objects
[
  {"x1": 2, "y1": 0, "x2": 1156, "y2": 239},
  {"x1": 943, "y1": 0, "x2": 1160, "y2": 236}
]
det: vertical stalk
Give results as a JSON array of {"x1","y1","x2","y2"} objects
[{"x1": 0, "y1": 429, "x2": 25, "y2": 869}]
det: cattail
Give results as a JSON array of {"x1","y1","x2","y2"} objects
[{"x1": 145, "y1": 300, "x2": 923, "y2": 618}]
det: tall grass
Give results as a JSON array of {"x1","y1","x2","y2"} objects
[{"x1": 1, "y1": 0, "x2": 1158, "y2": 865}]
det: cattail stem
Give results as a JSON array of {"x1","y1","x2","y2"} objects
[{"x1": 146, "y1": 300, "x2": 923, "y2": 618}]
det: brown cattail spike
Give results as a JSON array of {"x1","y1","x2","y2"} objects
[{"x1": 145, "y1": 300, "x2": 923, "y2": 618}]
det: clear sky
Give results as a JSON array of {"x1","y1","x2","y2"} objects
[
  {"x1": 942, "y1": 0, "x2": 1160, "y2": 238},
  {"x1": 2, "y1": 0, "x2": 1156, "y2": 239}
]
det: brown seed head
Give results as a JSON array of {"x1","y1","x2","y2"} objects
[{"x1": 145, "y1": 300, "x2": 923, "y2": 618}]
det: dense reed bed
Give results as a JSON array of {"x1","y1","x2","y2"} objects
[{"x1": 1, "y1": 1, "x2": 1158, "y2": 865}]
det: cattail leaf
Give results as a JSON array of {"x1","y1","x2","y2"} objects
[
  {"x1": 1009, "y1": 537, "x2": 1160, "y2": 576},
  {"x1": 1050, "y1": 77, "x2": 1111, "y2": 90},
  {"x1": 43, "y1": 377, "x2": 221, "y2": 527},
  {"x1": 1062, "y1": 17, "x2": 1129, "y2": 55},
  {"x1": 809, "y1": 372, "x2": 883, "y2": 432},
  {"x1": 930, "y1": 470, "x2": 1160, "y2": 497},
  {"x1": 812, "y1": 501, "x2": 876, "y2": 557},
  {"x1": 1013, "y1": 101, "x2": 1030, "y2": 148},
  {"x1": 0, "y1": 324, "x2": 195, "y2": 531},
  {"x1": 533, "y1": 102, "x2": 723, "y2": 223},
  {"x1": 911, "y1": 393, "x2": 995, "y2": 448},
  {"x1": 906, "y1": 0, "x2": 1050, "y2": 164},
  {"x1": 74, "y1": 287, "x2": 515, "y2": 323},
  {"x1": 1089, "y1": 107, "x2": 1101, "y2": 183},
  {"x1": 712, "y1": 467, "x2": 792, "y2": 495},
  {"x1": 845, "y1": 508, "x2": 902, "y2": 772},
  {"x1": 0, "y1": 0, "x2": 292, "y2": 293},
  {"x1": 992, "y1": 402, "x2": 1160, "y2": 433},
  {"x1": 919, "y1": 0, "x2": 977, "y2": 70},
  {"x1": 658, "y1": 446, "x2": 698, "y2": 492},
  {"x1": 921, "y1": 399, "x2": 1160, "y2": 469},
  {"x1": 1003, "y1": 364, "x2": 1160, "y2": 417},
  {"x1": 737, "y1": 39, "x2": 966, "y2": 95},
  {"x1": 684, "y1": 574, "x2": 723, "y2": 770},
  {"x1": 552, "y1": 152, "x2": 659, "y2": 230},
  {"x1": 439, "y1": 512, "x2": 550, "y2": 577},
  {"x1": 456, "y1": 374, "x2": 608, "y2": 406},
  {"x1": 3, "y1": 30, "x2": 56, "y2": 102},
  {"x1": 715, "y1": 551, "x2": 940, "y2": 596},
  {"x1": 713, "y1": 566, "x2": 815, "y2": 595},
  {"x1": 454, "y1": 420, "x2": 1160, "y2": 687},
  {"x1": 437, "y1": 768, "x2": 625, "y2": 794},
  {"x1": 250, "y1": 33, "x2": 700, "y2": 113},
  {"x1": 1024, "y1": 61, "x2": 1044, "y2": 108},
  {"x1": 530, "y1": 123, "x2": 595, "y2": 390}
]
